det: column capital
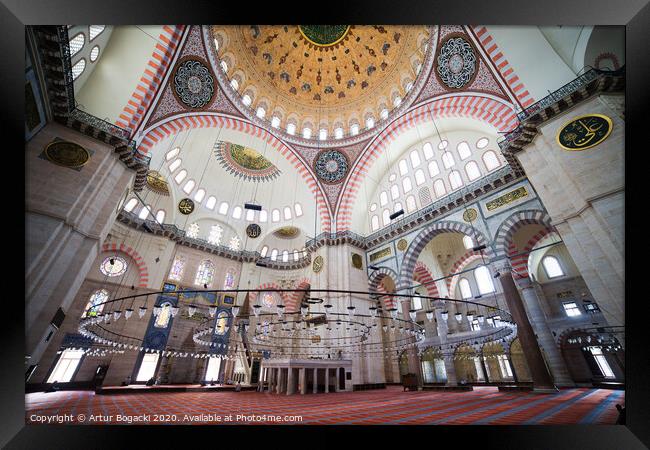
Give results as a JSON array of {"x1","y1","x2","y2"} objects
[
  {"x1": 491, "y1": 258, "x2": 513, "y2": 275},
  {"x1": 514, "y1": 275, "x2": 535, "y2": 290}
]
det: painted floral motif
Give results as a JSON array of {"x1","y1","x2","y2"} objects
[
  {"x1": 314, "y1": 150, "x2": 349, "y2": 183},
  {"x1": 437, "y1": 37, "x2": 477, "y2": 89},
  {"x1": 173, "y1": 60, "x2": 215, "y2": 108}
]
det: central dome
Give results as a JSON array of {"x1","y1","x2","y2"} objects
[{"x1": 212, "y1": 25, "x2": 432, "y2": 141}]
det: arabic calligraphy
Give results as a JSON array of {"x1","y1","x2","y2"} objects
[
  {"x1": 178, "y1": 198, "x2": 195, "y2": 215},
  {"x1": 557, "y1": 114, "x2": 613, "y2": 151}
]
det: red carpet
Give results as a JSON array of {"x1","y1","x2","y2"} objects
[{"x1": 25, "y1": 386, "x2": 623, "y2": 425}]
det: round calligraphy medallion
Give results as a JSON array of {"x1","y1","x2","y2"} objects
[
  {"x1": 44, "y1": 140, "x2": 90, "y2": 168},
  {"x1": 246, "y1": 223, "x2": 262, "y2": 238},
  {"x1": 463, "y1": 208, "x2": 478, "y2": 223},
  {"x1": 178, "y1": 198, "x2": 195, "y2": 215},
  {"x1": 556, "y1": 114, "x2": 613, "y2": 151},
  {"x1": 312, "y1": 255, "x2": 324, "y2": 273}
]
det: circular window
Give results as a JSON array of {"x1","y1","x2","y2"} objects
[
  {"x1": 438, "y1": 140, "x2": 448, "y2": 150},
  {"x1": 100, "y1": 256, "x2": 128, "y2": 277},
  {"x1": 476, "y1": 137, "x2": 489, "y2": 149},
  {"x1": 90, "y1": 45, "x2": 100, "y2": 62}
]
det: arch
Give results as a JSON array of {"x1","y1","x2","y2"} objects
[
  {"x1": 286, "y1": 277, "x2": 311, "y2": 313},
  {"x1": 368, "y1": 267, "x2": 399, "y2": 310},
  {"x1": 115, "y1": 25, "x2": 186, "y2": 136},
  {"x1": 249, "y1": 282, "x2": 289, "y2": 307},
  {"x1": 101, "y1": 242, "x2": 149, "y2": 287},
  {"x1": 492, "y1": 209, "x2": 555, "y2": 258},
  {"x1": 336, "y1": 94, "x2": 518, "y2": 231},
  {"x1": 447, "y1": 250, "x2": 485, "y2": 295},
  {"x1": 413, "y1": 262, "x2": 439, "y2": 297},
  {"x1": 137, "y1": 113, "x2": 331, "y2": 232},
  {"x1": 511, "y1": 228, "x2": 559, "y2": 279},
  {"x1": 397, "y1": 221, "x2": 494, "y2": 292}
]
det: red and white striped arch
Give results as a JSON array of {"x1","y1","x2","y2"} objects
[
  {"x1": 413, "y1": 262, "x2": 439, "y2": 297},
  {"x1": 137, "y1": 113, "x2": 332, "y2": 232},
  {"x1": 336, "y1": 94, "x2": 518, "y2": 232},
  {"x1": 509, "y1": 228, "x2": 559, "y2": 279},
  {"x1": 115, "y1": 25, "x2": 185, "y2": 136},
  {"x1": 248, "y1": 282, "x2": 289, "y2": 307},
  {"x1": 447, "y1": 251, "x2": 485, "y2": 296},
  {"x1": 368, "y1": 267, "x2": 399, "y2": 310},
  {"x1": 286, "y1": 277, "x2": 311, "y2": 313},
  {"x1": 101, "y1": 242, "x2": 149, "y2": 288},
  {"x1": 470, "y1": 26, "x2": 535, "y2": 109}
]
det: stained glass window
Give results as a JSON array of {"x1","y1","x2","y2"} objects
[
  {"x1": 195, "y1": 260, "x2": 215, "y2": 287},
  {"x1": 207, "y1": 225, "x2": 223, "y2": 246},
  {"x1": 223, "y1": 269, "x2": 236, "y2": 290},
  {"x1": 100, "y1": 256, "x2": 127, "y2": 277},
  {"x1": 228, "y1": 236, "x2": 241, "y2": 251},
  {"x1": 168, "y1": 256, "x2": 185, "y2": 281},
  {"x1": 262, "y1": 292, "x2": 275, "y2": 308},
  {"x1": 82, "y1": 289, "x2": 108, "y2": 317}
]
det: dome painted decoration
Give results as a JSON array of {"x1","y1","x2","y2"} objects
[
  {"x1": 211, "y1": 25, "x2": 431, "y2": 138},
  {"x1": 314, "y1": 149, "x2": 349, "y2": 183},
  {"x1": 146, "y1": 170, "x2": 170, "y2": 196},
  {"x1": 173, "y1": 59, "x2": 215, "y2": 108},
  {"x1": 274, "y1": 226, "x2": 300, "y2": 239},
  {"x1": 436, "y1": 36, "x2": 477, "y2": 89},
  {"x1": 213, "y1": 140, "x2": 281, "y2": 182}
]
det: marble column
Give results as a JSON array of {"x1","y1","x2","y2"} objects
[
  {"x1": 276, "y1": 368, "x2": 284, "y2": 394},
  {"x1": 287, "y1": 368, "x2": 296, "y2": 395},
  {"x1": 400, "y1": 299, "x2": 423, "y2": 387},
  {"x1": 517, "y1": 277, "x2": 574, "y2": 387},
  {"x1": 325, "y1": 368, "x2": 330, "y2": 393},
  {"x1": 313, "y1": 368, "x2": 318, "y2": 393},
  {"x1": 299, "y1": 368, "x2": 306, "y2": 394},
  {"x1": 494, "y1": 260, "x2": 556, "y2": 391},
  {"x1": 333, "y1": 369, "x2": 339, "y2": 392},
  {"x1": 435, "y1": 304, "x2": 457, "y2": 386}
]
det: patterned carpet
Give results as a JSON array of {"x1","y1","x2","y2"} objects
[{"x1": 25, "y1": 386, "x2": 623, "y2": 425}]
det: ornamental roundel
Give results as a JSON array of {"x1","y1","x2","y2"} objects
[
  {"x1": 178, "y1": 198, "x2": 195, "y2": 215},
  {"x1": 246, "y1": 223, "x2": 262, "y2": 238},
  {"x1": 44, "y1": 140, "x2": 90, "y2": 168},
  {"x1": 314, "y1": 149, "x2": 349, "y2": 184},
  {"x1": 173, "y1": 59, "x2": 215, "y2": 109},
  {"x1": 397, "y1": 239, "x2": 408, "y2": 251},
  {"x1": 436, "y1": 36, "x2": 477, "y2": 89},
  {"x1": 312, "y1": 255, "x2": 324, "y2": 273},
  {"x1": 463, "y1": 207, "x2": 478, "y2": 223}
]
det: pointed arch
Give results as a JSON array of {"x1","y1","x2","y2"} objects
[
  {"x1": 249, "y1": 282, "x2": 289, "y2": 307},
  {"x1": 492, "y1": 209, "x2": 555, "y2": 258},
  {"x1": 286, "y1": 277, "x2": 311, "y2": 313},
  {"x1": 447, "y1": 250, "x2": 486, "y2": 295},
  {"x1": 101, "y1": 242, "x2": 149, "y2": 288},
  {"x1": 368, "y1": 267, "x2": 399, "y2": 310},
  {"x1": 413, "y1": 262, "x2": 439, "y2": 297}
]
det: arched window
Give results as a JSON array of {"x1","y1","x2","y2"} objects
[
  {"x1": 394, "y1": 202, "x2": 403, "y2": 213},
  {"x1": 155, "y1": 209, "x2": 165, "y2": 223},
  {"x1": 194, "y1": 188, "x2": 206, "y2": 203},
  {"x1": 402, "y1": 177, "x2": 413, "y2": 193},
  {"x1": 294, "y1": 203, "x2": 303, "y2": 217},
  {"x1": 218, "y1": 202, "x2": 229, "y2": 215},
  {"x1": 319, "y1": 128, "x2": 328, "y2": 140},
  {"x1": 449, "y1": 170, "x2": 463, "y2": 190},
  {"x1": 71, "y1": 59, "x2": 86, "y2": 80},
  {"x1": 459, "y1": 278, "x2": 472, "y2": 299},
  {"x1": 271, "y1": 209, "x2": 280, "y2": 222},
  {"x1": 365, "y1": 117, "x2": 375, "y2": 129},
  {"x1": 256, "y1": 107, "x2": 266, "y2": 118},
  {"x1": 379, "y1": 191, "x2": 388, "y2": 207},
  {"x1": 270, "y1": 249, "x2": 278, "y2": 261},
  {"x1": 474, "y1": 266, "x2": 495, "y2": 294},
  {"x1": 82, "y1": 289, "x2": 108, "y2": 318},
  {"x1": 100, "y1": 256, "x2": 127, "y2": 277},
  {"x1": 393, "y1": 96, "x2": 402, "y2": 107},
  {"x1": 350, "y1": 123, "x2": 360, "y2": 136},
  {"x1": 380, "y1": 109, "x2": 389, "y2": 119},
  {"x1": 442, "y1": 151, "x2": 455, "y2": 169},
  {"x1": 410, "y1": 150, "x2": 421, "y2": 168},
  {"x1": 371, "y1": 215, "x2": 380, "y2": 231},
  {"x1": 231, "y1": 79, "x2": 239, "y2": 91},
  {"x1": 282, "y1": 250, "x2": 289, "y2": 262},
  {"x1": 220, "y1": 60, "x2": 228, "y2": 73},
  {"x1": 433, "y1": 179, "x2": 446, "y2": 198},
  {"x1": 89, "y1": 45, "x2": 99, "y2": 62},
  {"x1": 182, "y1": 179, "x2": 195, "y2": 194},
  {"x1": 283, "y1": 206, "x2": 292, "y2": 220},
  {"x1": 69, "y1": 33, "x2": 85, "y2": 57},
  {"x1": 168, "y1": 256, "x2": 185, "y2": 281},
  {"x1": 89, "y1": 25, "x2": 106, "y2": 41},
  {"x1": 124, "y1": 198, "x2": 138, "y2": 212},
  {"x1": 207, "y1": 225, "x2": 223, "y2": 245},
  {"x1": 174, "y1": 169, "x2": 187, "y2": 184},
  {"x1": 138, "y1": 204, "x2": 152, "y2": 220},
  {"x1": 398, "y1": 160, "x2": 409, "y2": 175},
  {"x1": 259, "y1": 210, "x2": 268, "y2": 222},
  {"x1": 382, "y1": 209, "x2": 390, "y2": 226},
  {"x1": 482, "y1": 150, "x2": 500, "y2": 171},
  {"x1": 169, "y1": 158, "x2": 182, "y2": 172},
  {"x1": 166, "y1": 147, "x2": 180, "y2": 160},
  {"x1": 242, "y1": 94, "x2": 252, "y2": 106},
  {"x1": 205, "y1": 196, "x2": 217, "y2": 210},
  {"x1": 245, "y1": 209, "x2": 255, "y2": 221},
  {"x1": 463, "y1": 235, "x2": 474, "y2": 249},
  {"x1": 224, "y1": 269, "x2": 236, "y2": 289},
  {"x1": 232, "y1": 206, "x2": 242, "y2": 219},
  {"x1": 428, "y1": 160, "x2": 440, "y2": 177},
  {"x1": 406, "y1": 195, "x2": 417, "y2": 212},
  {"x1": 419, "y1": 186, "x2": 432, "y2": 206},
  {"x1": 412, "y1": 295, "x2": 422, "y2": 310},
  {"x1": 423, "y1": 142, "x2": 434, "y2": 160},
  {"x1": 154, "y1": 303, "x2": 172, "y2": 328},
  {"x1": 457, "y1": 142, "x2": 472, "y2": 160},
  {"x1": 293, "y1": 250, "x2": 300, "y2": 261},
  {"x1": 302, "y1": 127, "x2": 312, "y2": 139},
  {"x1": 542, "y1": 256, "x2": 564, "y2": 278},
  {"x1": 260, "y1": 246, "x2": 268, "y2": 257},
  {"x1": 195, "y1": 260, "x2": 215, "y2": 287},
  {"x1": 287, "y1": 123, "x2": 296, "y2": 135},
  {"x1": 228, "y1": 236, "x2": 241, "y2": 251},
  {"x1": 465, "y1": 161, "x2": 482, "y2": 181},
  {"x1": 414, "y1": 169, "x2": 426, "y2": 186},
  {"x1": 186, "y1": 222, "x2": 200, "y2": 239},
  {"x1": 390, "y1": 185, "x2": 400, "y2": 200}
]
